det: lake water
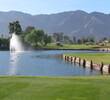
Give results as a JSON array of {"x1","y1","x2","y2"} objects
[{"x1": 0, "y1": 50, "x2": 102, "y2": 76}]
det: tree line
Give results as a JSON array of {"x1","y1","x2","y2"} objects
[
  {"x1": 52, "y1": 32, "x2": 94, "y2": 44},
  {"x1": 9, "y1": 21, "x2": 52, "y2": 47},
  {"x1": 0, "y1": 20, "x2": 110, "y2": 50},
  {"x1": 0, "y1": 36, "x2": 9, "y2": 50}
]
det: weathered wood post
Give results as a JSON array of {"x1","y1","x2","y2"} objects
[
  {"x1": 64, "y1": 55, "x2": 66, "y2": 61},
  {"x1": 100, "y1": 62, "x2": 103, "y2": 72},
  {"x1": 83, "y1": 59, "x2": 86, "y2": 67},
  {"x1": 79, "y1": 58, "x2": 81, "y2": 65},
  {"x1": 67, "y1": 56, "x2": 69, "y2": 61},
  {"x1": 74, "y1": 57, "x2": 76, "y2": 64},
  {"x1": 71, "y1": 57, "x2": 73, "y2": 62},
  {"x1": 90, "y1": 60, "x2": 93, "y2": 69},
  {"x1": 108, "y1": 64, "x2": 110, "y2": 73},
  {"x1": 65, "y1": 55, "x2": 66, "y2": 60}
]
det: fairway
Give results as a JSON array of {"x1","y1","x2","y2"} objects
[
  {"x1": 65, "y1": 53, "x2": 110, "y2": 65},
  {"x1": 0, "y1": 76, "x2": 110, "y2": 100},
  {"x1": 43, "y1": 43, "x2": 100, "y2": 50}
]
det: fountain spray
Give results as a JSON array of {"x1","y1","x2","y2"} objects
[{"x1": 10, "y1": 33, "x2": 24, "y2": 52}]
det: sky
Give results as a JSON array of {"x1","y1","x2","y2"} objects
[{"x1": 0, "y1": 0, "x2": 110, "y2": 15}]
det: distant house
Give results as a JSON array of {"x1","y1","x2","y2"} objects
[{"x1": 103, "y1": 40, "x2": 109, "y2": 43}]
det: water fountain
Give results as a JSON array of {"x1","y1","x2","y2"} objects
[
  {"x1": 10, "y1": 33, "x2": 24, "y2": 52},
  {"x1": 9, "y1": 33, "x2": 24, "y2": 75}
]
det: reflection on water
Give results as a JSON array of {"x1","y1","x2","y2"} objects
[
  {"x1": 0, "y1": 50, "x2": 103, "y2": 76},
  {"x1": 8, "y1": 52, "x2": 21, "y2": 75}
]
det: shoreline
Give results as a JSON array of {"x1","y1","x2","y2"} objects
[
  {"x1": 62, "y1": 54, "x2": 110, "y2": 74},
  {"x1": 3, "y1": 47, "x2": 110, "y2": 51},
  {"x1": 25, "y1": 47, "x2": 110, "y2": 51}
]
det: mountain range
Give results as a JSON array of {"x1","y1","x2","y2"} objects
[{"x1": 0, "y1": 10, "x2": 110, "y2": 40}]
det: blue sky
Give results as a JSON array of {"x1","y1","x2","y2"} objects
[{"x1": 0, "y1": 0, "x2": 110, "y2": 15}]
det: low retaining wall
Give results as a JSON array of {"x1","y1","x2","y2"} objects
[
  {"x1": 63, "y1": 54, "x2": 110, "y2": 74},
  {"x1": 99, "y1": 48, "x2": 110, "y2": 51}
]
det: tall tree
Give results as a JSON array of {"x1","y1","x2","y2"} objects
[
  {"x1": 24, "y1": 29, "x2": 44, "y2": 46},
  {"x1": 73, "y1": 36, "x2": 76, "y2": 43},
  {"x1": 24, "y1": 29, "x2": 38, "y2": 45},
  {"x1": 80, "y1": 37, "x2": 86, "y2": 44},
  {"x1": 53, "y1": 32, "x2": 63, "y2": 42},
  {"x1": 77, "y1": 39, "x2": 81, "y2": 44},
  {"x1": 24, "y1": 26, "x2": 35, "y2": 35},
  {"x1": 9, "y1": 20, "x2": 22, "y2": 35},
  {"x1": 43, "y1": 34, "x2": 51, "y2": 46},
  {"x1": 63, "y1": 35, "x2": 70, "y2": 43},
  {"x1": 36, "y1": 30, "x2": 44, "y2": 43},
  {"x1": 86, "y1": 36, "x2": 94, "y2": 43}
]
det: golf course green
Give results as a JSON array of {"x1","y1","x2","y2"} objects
[
  {"x1": 65, "y1": 53, "x2": 110, "y2": 65},
  {"x1": 0, "y1": 76, "x2": 110, "y2": 100}
]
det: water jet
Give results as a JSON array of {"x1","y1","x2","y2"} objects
[{"x1": 10, "y1": 33, "x2": 24, "y2": 52}]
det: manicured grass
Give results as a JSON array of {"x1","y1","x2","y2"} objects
[
  {"x1": 65, "y1": 53, "x2": 110, "y2": 65},
  {"x1": 0, "y1": 76, "x2": 110, "y2": 100},
  {"x1": 42, "y1": 43, "x2": 100, "y2": 49}
]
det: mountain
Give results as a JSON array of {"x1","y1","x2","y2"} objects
[{"x1": 0, "y1": 10, "x2": 110, "y2": 40}]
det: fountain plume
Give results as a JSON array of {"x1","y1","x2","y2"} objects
[{"x1": 10, "y1": 33, "x2": 24, "y2": 52}]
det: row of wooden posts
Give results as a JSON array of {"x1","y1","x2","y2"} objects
[
  {"x1": 99, "y1": 48, "x2": 110, "y2": 51},
  {"x1": 63, "y1": 55, "x2": 110, "y2": 74}
]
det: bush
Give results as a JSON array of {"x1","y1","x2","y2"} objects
[{"x1": 56, "y1": 42, "x2": 63, "y2": 47}]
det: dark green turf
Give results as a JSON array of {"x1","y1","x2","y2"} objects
[{"x1": 0, "y1": 76, "x2": 110, "y2": 100}]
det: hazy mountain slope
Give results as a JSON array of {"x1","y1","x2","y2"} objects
[{"x1": 0, "y1": 10, "x2": 110, "y2": 40}]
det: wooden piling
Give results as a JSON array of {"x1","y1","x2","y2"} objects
[
  {"x1": 62, "y1": 55, "x2": 109, "y2": 74},
  {"x1": 90, "y1": 60, "x2": 93, "y2": 69},
  {"x1": 100, "y1": 62, "x2": 103, "y2": 72},
  {"x1": 108, "y1": 64, "x2": 110, "y2": 73},
  {"x1": 74, "y1": 57, "x2": 76, "y2": 63},
  {"x1": 79, "y1": 58, "x2": 81, "y2": 65}
]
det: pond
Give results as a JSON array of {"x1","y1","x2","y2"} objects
[{"x1": 0, "y1": 50, "x2": 102, "y2": 76}]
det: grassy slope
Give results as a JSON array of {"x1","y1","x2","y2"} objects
[
  {"x1": 65, "y1": 53, "x2": 110, "y2": 65},
  {"x1": 42, "y1": 43, "x2": 100, "y2": 49},
  {"x1": 0, "y1": 76, "x2": 110, "y2": 100}
]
